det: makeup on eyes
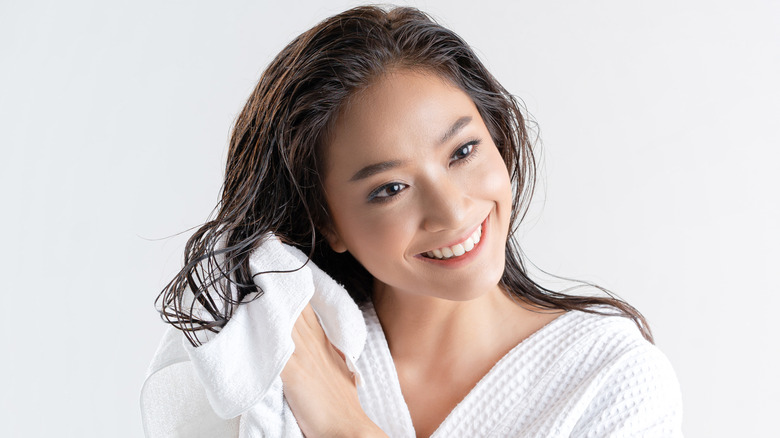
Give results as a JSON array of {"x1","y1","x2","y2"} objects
[{"x1": 366, "y1": 138, "x2": 483, "y2": 203}]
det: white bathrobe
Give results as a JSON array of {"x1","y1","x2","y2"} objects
[
  {"x1": 142, "y1": 302, "x2": 683, "y2": 437},
  {"x1": 140, "y1": 238, "x2": 683, "y2": 437},
  {"x1": 354, "y1": 303, "x2": 683, "y2": 437}
]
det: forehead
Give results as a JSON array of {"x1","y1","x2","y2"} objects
[{"x1": 322, "y1": 69, "x2": 481, "y2": 178}]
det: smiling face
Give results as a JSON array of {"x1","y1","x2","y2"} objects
[{"x1": 320, "y1": 69, "x2": 513, "y2": 302}]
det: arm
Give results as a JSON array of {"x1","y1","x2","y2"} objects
[{"x1": 281, "y1": 303, "x2": 388, "y2": 438}]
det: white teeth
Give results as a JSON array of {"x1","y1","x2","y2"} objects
[
  {"x1": 452, "y1": 244, "x2": 465, "y2": 256},
  {"x1": 424, "y1": 223, "x2": 483, "y2": 260}
]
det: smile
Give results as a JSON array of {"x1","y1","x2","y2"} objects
[{"x1": 422, "y1": 220, "x2": 484, "y2": 260}]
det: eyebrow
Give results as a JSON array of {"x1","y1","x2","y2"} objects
[
  {"x1": 349, "y1": 159, "x2": 405, "y2": 182},
  {"x1": 439, "y1": 116, "x2": 472, "y2": 145},
  {"x1": 349, "y1": 115, "x2": 473, "y2": 182}
]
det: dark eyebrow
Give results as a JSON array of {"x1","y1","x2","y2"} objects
[
  {"x1": 439, "y1": 116, "x2": 472, "y2": 145},
  {"x1": 350, "y1": 160, "x2": 405, "y2": 182},
  {"x1": 349, "y1": 116, "x2": 473, "y2": 182}
]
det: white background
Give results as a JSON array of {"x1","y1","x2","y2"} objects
[{"x1": 1, "y1": 0, "x2": 778, "y2": 436}]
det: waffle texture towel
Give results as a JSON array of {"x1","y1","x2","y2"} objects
[{"x1": 140, "y1": 235, "x2": 367, "y2": 437}]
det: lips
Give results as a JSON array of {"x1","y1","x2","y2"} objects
[
  {"x1": 419, "y1": 214, "x2": 489, "y2": 260},
  {"x1": 422, "y1": 223, "x2": 482, "y2": 259}
]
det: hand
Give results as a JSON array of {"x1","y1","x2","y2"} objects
[{"x1": 281, "y1": 303, "x2": 386, "y2": 437}]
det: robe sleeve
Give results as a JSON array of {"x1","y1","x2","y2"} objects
[{"x1": 570, "y1": 344, "x2": 684, "y2": 437}]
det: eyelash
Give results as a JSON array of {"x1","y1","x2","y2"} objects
[
  {"x1": 367, "y1": 139, "x2": 482, "y2": 204},
  {"x1": 450, "y1": 139, "x2": 481, "y2": 166}
]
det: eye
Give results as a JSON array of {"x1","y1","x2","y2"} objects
[
  {"x1": 450, "y1": 139, "x2": 481, "y2": 165},
  {"x1": 368, "y1": 182, "x2": 408, "y2": 203}
]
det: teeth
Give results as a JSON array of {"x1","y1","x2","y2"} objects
[
  {"x1": 423, "y1": 223, "x2": 483, "y2": 260},
  {"x1": 452, "y1": 244, "x2": 465, "y2": 257}
]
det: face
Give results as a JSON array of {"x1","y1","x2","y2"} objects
[{"x1": 321, "y1": 69, "x2": 513, "y2": 302}]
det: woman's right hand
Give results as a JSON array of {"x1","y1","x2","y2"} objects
[{"x1": 280, "y1": 303, "x2": 387, "y2": 437}]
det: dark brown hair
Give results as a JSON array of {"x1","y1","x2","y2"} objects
[{"x1": 156, "y1": 5, "x2": 652, "y2": 346}]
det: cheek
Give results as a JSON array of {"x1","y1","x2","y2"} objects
[
  {"x1": 331, "y1": 200, "x2": 415, "y2": 264},
  {"x1": 473, "y1": 148, "x2": 514, "y2": 243},
  {"x1": 475, "y1": 148, "x2": 513, "y2": 204}
]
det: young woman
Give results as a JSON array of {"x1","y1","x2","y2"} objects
[{"x1": 145, "y1": 5, "x2": 683, "y2": 437}]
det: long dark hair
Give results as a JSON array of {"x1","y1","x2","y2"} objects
[{"x1": 156, "y1": 5, "x2": 652, "y2": 346}]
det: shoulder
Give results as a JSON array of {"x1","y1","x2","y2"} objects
[{"x1": 557, "y1": 310, "x2": 684, "y2": 437}]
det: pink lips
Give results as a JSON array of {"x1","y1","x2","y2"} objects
[
  {"x1": 419, "y1": 213, "x2": 489, "y2": 256},
  {"x1": 430, "y1": 222, "x2": 482, "y2": 254},
  {"x1": 416, "y1": 214, "x2": 489, "y2": 267}
]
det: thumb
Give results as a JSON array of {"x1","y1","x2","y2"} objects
[{"x1": 332, "y1": 344, "x2": 346, "y2": 362}]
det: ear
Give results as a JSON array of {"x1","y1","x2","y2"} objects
[{"x1": 321, "y1": 225, "x2": 348, "y2": 253}]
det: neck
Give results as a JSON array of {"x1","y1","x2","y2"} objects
[{"x1": 371, "y1": 281, "x2": 524, "y2": 370}]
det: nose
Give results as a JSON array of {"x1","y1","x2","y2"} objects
[{"x1": 421, "y1": 176, "x2": 472, "y2": 233}]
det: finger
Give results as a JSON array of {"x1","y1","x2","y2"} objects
[
  {"x1": 300, "y1": 304, "x2": 331, "y2": 348},
  {"x1": 290, "y1": 304, "x2": 315, "y2": 340},
  {"x1": 329, "y1": 345, "x2": 357, "y2": 385},
  {"x1": 289, "y1": 318, "x2": 303, "y2": 348},
  {"x1": 289, "y1": 304, "x2": 326, "y2": 356},
  {"x1": 300, "y1": 303, "x2": 324, "y2": 334},
  {"x1": 332, "y1": 344, "x2": 346, "y2": 362},
  {"x1": 289, "y1": 307, "x2": 312, "y2": 353}
]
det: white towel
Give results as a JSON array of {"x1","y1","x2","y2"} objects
[{"x1": 140, "y1": 235, "x2": 368, "y2": 437}]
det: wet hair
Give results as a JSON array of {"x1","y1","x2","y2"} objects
[{"x1": 156, "y1": 5, "x2": 652, "y2": 346}]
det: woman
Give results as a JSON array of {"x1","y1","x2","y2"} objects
[{"x1": 146, "y1": 5, "x2": 683, "y2": 437}]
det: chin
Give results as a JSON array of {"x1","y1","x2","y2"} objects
[{"x1": 437, "y1": 263, "x2": 506, "y2": 302}]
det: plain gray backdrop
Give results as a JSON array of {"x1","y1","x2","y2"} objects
[{"x1": 1, "y1": 0, "x2": 778, "y2": 436}]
